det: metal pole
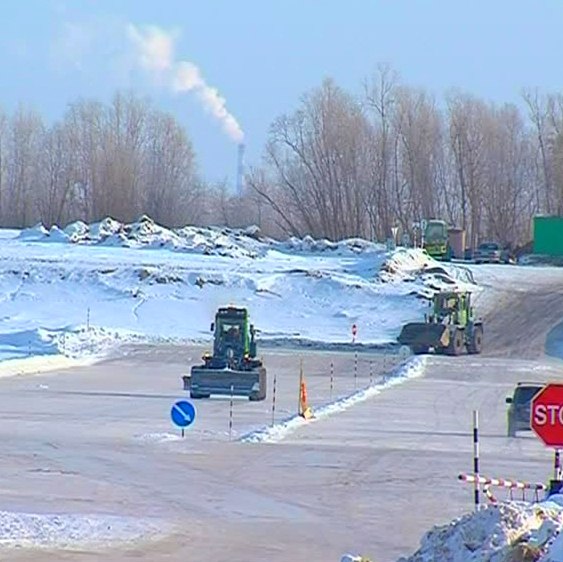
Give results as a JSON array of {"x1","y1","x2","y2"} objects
[
  {"x1": 473, "y1": 410, "x2": 480, "y2": 510},
  {"x1": 298, "y1": 359, "x2": 303, "y2": 415},
  {"x1": 271, "y1": 371, "x2": 277, "y2": 426},
  {"x1": 354, "y1": 351, "x2": 358, "y2": 390},
  {"x1": 555, "y1": 449, "x2": 561, "y2": 481},
  {"x1": 229, "y1": 384, "x2": 234, "y2": 441},
  {"x1": 330, "y1": 361, "x2": 334, "y2": 401}
]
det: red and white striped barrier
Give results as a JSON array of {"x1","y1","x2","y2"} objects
[
  {"x1": 459, "y1": 473, "x2": 546, "y2": 503},
  {"x1": 458, "y1": 474, "x2": 546, "y2": 491},
  {"x1": 483, "y1": 484, "x2": 497, "y2": 504}
]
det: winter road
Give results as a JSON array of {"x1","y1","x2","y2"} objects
[{"x1": 5, "y1": 264, "x2": 563, "y2": 561}]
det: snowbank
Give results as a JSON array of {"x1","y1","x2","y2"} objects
[
  {"x1": 399, "y1": 500, "x2": 563, "y2": 562},
  {"x1": 18, "y1": 215, "x2": 388, "y2": 259},
  {"x1": 0, "y1": 509, "x2": 167, "y2": 549},
  {"x1": 240, "y1": 356, "x2": 427, "y2": 444},
  {"x1": 0, "y1": 354, "x2": 96, "y2": 379}
]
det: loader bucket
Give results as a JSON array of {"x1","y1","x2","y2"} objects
[{"x1": 397, "y1": 322, "x2": 450, "y2": 349}]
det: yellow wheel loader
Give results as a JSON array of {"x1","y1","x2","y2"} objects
[{"x1": 397, "y1": 291, "x2": 483, "y2": 355}]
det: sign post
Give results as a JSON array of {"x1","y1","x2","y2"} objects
[
  {"x1": 530, "y1": 383, "x2": 563, "y2": 495},
  {"x1": 352, "y1": 323, "x2": 357, "y2": 344}
]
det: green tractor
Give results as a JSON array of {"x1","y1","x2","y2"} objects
[
  {"x1": 183, "y1": 306, "x2": 267, "y2": 401},
  {"x1": 397, "y1": 291, "x2": 483, "y2": 355}
]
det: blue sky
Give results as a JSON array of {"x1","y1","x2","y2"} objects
[{"x1": 1, "y1": 1, "x2": 562, "y2": 188}]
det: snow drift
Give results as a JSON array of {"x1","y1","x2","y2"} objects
[{"x1": 399, "y1": 498, "x2": 563, "y2": 562}]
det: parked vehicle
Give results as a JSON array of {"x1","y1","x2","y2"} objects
[
  {"x1": 505, "y1": 382, "x2": 544, "y2": 437},
  {"x1": 474, "y1": 242, "x2": 502, "y2": 264}
]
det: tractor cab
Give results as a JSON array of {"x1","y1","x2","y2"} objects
[
  {"x1": 431, "y1": 291, "x2": 473, "y2": 325},
  {"x1": 187, "y1": 305, "x2": 267, "y2": 401},
  {"x1": 208, "y1": 306, "x2": 258, "y2": 368}
]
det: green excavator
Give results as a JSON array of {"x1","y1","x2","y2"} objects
[
  {"x1": 183, "y1": 306, "x2": 267, "y2": 401},
  {"x1": 397, "y1": 290, "x2": 484, "y2": 355}
]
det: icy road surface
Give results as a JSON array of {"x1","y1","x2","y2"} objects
[{"x1": 2, "y1": 344, "x2": 563, "y2": 561}]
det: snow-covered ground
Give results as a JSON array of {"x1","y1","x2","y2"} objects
[
  {"x1": 0, "y1": 216, "x2": 477, "y2": 362},
  {"x1": 0, "y1": 510, "x2": 167, "y2": 550}
]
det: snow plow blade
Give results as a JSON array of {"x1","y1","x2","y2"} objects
[
  {"x1": 397, "y1": 322, "x2": 450, "y2": 349},
  {"x1": 188, "y1": 366, "x2": 267, "y2": 401}
]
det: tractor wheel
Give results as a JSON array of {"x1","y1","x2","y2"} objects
[
  {"x1": 411, "y1": 345, "x2": 428, "y2": 355},
  {"x1": 447, "y1": 328, "x2": 464, "y2": 356},
  {"x1": 468, "y1": 325, "x2": 483, "y2": 354}
]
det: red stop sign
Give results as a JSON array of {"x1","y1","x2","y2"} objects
[{"x1": 531, "y1": 384, "x2": 563, "y2": 447}]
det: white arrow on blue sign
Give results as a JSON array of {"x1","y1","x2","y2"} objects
[{"x1": 170, "y1": 400, "x2": 196, "y2": 428}]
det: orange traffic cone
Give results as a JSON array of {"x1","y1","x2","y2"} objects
[{"x1": 299, "y1": 360, "x2": 314, "y2": 420}]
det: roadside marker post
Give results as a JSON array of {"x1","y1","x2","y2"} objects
[
  {"x1": 170, "y1": 400, "x2": 196, "y2": 438},
  {"x1": 330, "y1": 361, "x2": 334, "y2": 401},
  {"x1": 473, "y1": 410, "x2": 480, "y2": 510},
  {"x1": 229, "y1": 384, "x2": 234, "y2": 441},
  {"x1": 354, "y1": 351, "x2": 358, "y2": 390},
  {"x1": 271, "y1": 371, "x2": 277, "y2": 426},
  {"x1": 369, "y1": 361, "x2": 373, "y2": 386},
  {"x1": 352, "y1": 323, "x2": 357, "y2": 344}
]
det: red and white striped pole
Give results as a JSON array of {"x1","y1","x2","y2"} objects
[
  {"x1": 473, "y1": 410, "x2": 480, "y2": 510},
  {"x1": 271, "y1": 371, "x2": 277, "y2": 426},
  {"x1": 354, "y1": 351, "x2": 358, "y2": 390},
  {"x1": 330, "y1": 361, "x2": 334, "y2": 401},
  {"x1": 229, "y1": 384, "x2": 234, "y2": 441}
]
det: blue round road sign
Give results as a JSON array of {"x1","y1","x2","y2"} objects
[{"x1": 170, "y1": 400, "x2": 196, "y2": 428}]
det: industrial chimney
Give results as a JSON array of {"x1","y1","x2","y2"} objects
[{"x1": 236, "y1": 143, "x2": 245, "y2": 196}]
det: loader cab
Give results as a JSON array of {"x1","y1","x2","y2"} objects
[
  {"x1": 212, "y1": 306, "x2": 252, "y2": 359},
  {"x1": 432, "y1": 292, "x2": 472, "y2": 327}
]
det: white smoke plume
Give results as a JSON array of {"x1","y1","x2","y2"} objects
[{"x1": 127, "y1": 24, "x2": 244, "y2": 143}]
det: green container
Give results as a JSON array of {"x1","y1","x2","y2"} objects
[{"x1": 533, "y1": 216, "x2": 563, "y2": 256}]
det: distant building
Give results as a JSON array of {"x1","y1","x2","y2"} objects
[{"x1": 533, "y1": 216, "x2": 563, "y2": 256}]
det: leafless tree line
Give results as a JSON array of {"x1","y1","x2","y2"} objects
[
  {"x1": 0, "y1": 92, "x2": 204, "y2": 228},
  {"x1": 247, "y1": 65, "x2": 563, "y2": 247},
  {"x1": 3, "y1": 72, "x2": 563, "y2": 247}
]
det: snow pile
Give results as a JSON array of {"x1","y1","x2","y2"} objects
[
  {"x1": 0, "y1": 509, "x2": 166, "y2": 549},
  {"x1": 17, "y1": 215, "x2": 387, "y2": 259},
  {"x1": 399, "y1": 499, "x2": 563, "y2": 562},
  {"x1": 241, "y1": 356, "x2": 427, "y2": 444},
  {"x1": 378, "y1": 247, "x2": 478, "y2": 299}
]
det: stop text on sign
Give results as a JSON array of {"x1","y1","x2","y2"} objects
[{"x1": 533, "y1": 404, "x2": 563, "y2": 426}]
